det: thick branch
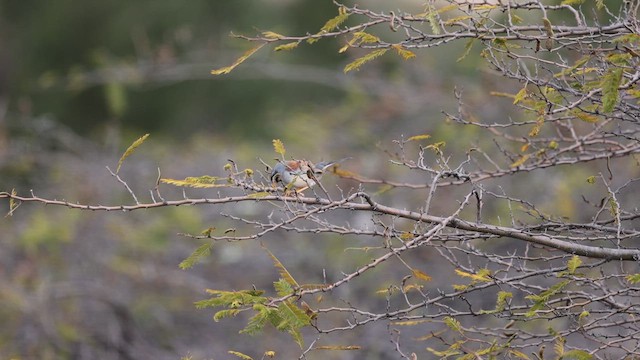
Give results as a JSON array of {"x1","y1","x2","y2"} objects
[{"x1": 2, "y1": 191, "x2": 638, "y2": 260}]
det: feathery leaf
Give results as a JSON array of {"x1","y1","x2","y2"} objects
[
  {"x1": 116, "y1": 133, "x2": 149, "y2": 174},
  {"x1": 262, "y1": 244, "x2": 298, "y2": 287},
  {"x1": 344, "y1": 48, "x2": 389, "y2": 73},
  {"x1": 272, "y1": 139, "x2": 286, "y2": 157},
  {"x1": 601, "y1": 68, "x2": 623, "y2": 113},
  {"x1": 211, "y1": 43, "x2": 265, "y2": 75},
  {"x1": 179, "y1": 243, "x2": 212, "y2": 270},
  {"x1": 274, "y1": 42, "x2": 299, "y2": 51}
]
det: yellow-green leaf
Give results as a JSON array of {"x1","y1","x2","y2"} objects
[
  {"x1": 412, "y1": 269, "x2": 432, "y2": 282},
  {"x1": 543, "y1": 18, "x2": 554, "y2": 50},
  {"x1": 314, "y1": 345, "x2": 362, "y2": 350},
  {"x1": 344, "y1": 48, "x2": 389, "y2": 73},
  {"x1": 407, "y1": 134, "x2": 431, "y2": 142},
  {"x1": 263, "y1": 244, "x2": 298, "y2": 287},
  {"x1": 228, "y1": 350, "x2": 253, "y2": 360},
  {"x1": 571, "y1": 109, "x2": 599, "y2": 123},
  {"x1": 248, "y1": 191, "x2": 271, "y2": 198},
  {"x1": 586, "y1": 176, "x2": 596, "y2": 184},
  {"x1": 563, "y1": 349, "x2": 592, "y2": 359},
  {"x1": 116, "y1": 133, "x2": 149, "y2": 174},
  {"x1": 529, "y1": 116, "x2": 545, "y2": 137},
  {"x1": 474, "y1": 4, "x2": 498, "y2": 10},
  {"x1": 7, "y1": 188, "x2": 17, "y2": 216},
  {"x1": 567, "y1": 255, "x2": 581, "y2": 274},
  {"x1": 320, "y1": 8, "x2": 349, "y2": 33},
  {"x1": 510, "y1": 154, "x2": 530, "y2": 168},
  {"x1": 160, "y1": 176, "x2": 226, "y2": 188},
  {"x1": 179, "y1": 243, "x2": 212, "y2": 269},
  {"x1": 457, "y1": 38, "x2": 476, "y2": 62},
  {"x1": 513, "y1": 86, "x2": 528, "y2": 104},
  {"x1": 392, "y1": 319, "x2": 429, "y2": 326},
  {"x1": 626, "y1": 274, "x2": 640, "y2": 284},
  {"x1": 455, "y1": 268, "x2": 491, "y2": 282},
  {"x1": 509, "y1": 349, "x2": 531, "y2": 359},
  {"x1": 392, "y1": 44, "x2": 416, "y2": 60},
  {"x1": 274, "y1": 42, "x2": 299, "y2": 52},
  {"x1": 437, "y1": 4, "x2": 459, "y2": 14},
  {"x1": 554, "y1": 338, "x2": 565, "y2": 357},
  {"x1": 424, "y1": 5, "x2": 441, "y2": 35},
  {"x1": 444, "y1": 316, "x2": 463, "y2": 333},
  {"x1": 601, "y1": 68, "x2": 623, "y2": 113},
  {"x1": 579, "y1": 310, "x2": 590, "y2": 320},
  {"x1": 211, "y1": 43, "x2": 265, "y2": 75},
  {"x1": 425, "y1": 141, "x2": 446, "y2": 155},
  {"x1": 262, "y1": 31, "x2": 284, "y2": 39},
  {"x1": 443, "y1": 15, "x2": 472, "y2": 25},
  {"x1": 272, "y1": 139, "x2": 286, "y2": 157},
  {"x1": 495, "y1": 291, "x2": 513, "y2": 312}
]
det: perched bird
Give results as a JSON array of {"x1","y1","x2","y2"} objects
[{"x1": 270, "y1": 158, "x2": 348, "y2": 194}]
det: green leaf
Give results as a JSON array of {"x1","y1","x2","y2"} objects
[
  {"x1": 274, "y1": 278, "x2": 294, "y2": 297},
  {"x1": 526, "y1": 280, "x2": 570, "y2": 303},
  {"x1": 116, "y1": 133, "x2": 149, "y2": 174},
  {"x1": 525, "y1": 280, "x2": 570, "y2": 317},
  {"x1": 495, "y1": 291, "x2": 513, "y2": 312},
  {"x1": 444, "y1": 316, "x2": 463, "y2": 333},
  {"x1": 179, "y1": 243, "x2": 212, "y2": 270},
  {"x1": 344, "y1": 48, "x2": 389, "y2": 73},
  {"x1": 626, "y1": 274, "x2": 640, "y2": 284},
  {"x1": 240, "y1": 304, "x2": 272, "y2": 335},
  {"x1": 195, "y1": 289, "x2": 267, "y2": 310},
  {"x1": 262, "y1": 244, "x2": 299, "y2": 287},
  {"x1": 424, "y1": 4, "x2": 441, "y2": 35},
  {"x1": 276, "y1": 301, "x2": 311, "y2": 347},
  {"x1": 213, "y1": 309, "x2": 240, "y2": 321},
  {"x1": 601, "y1": 68, "x2": 623, "y2": 113},
  {"x1": 586, "y1": 176, "x2": 596, "y2": 184}
]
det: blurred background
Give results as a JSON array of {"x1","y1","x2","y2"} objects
[{"x1": 0, "y1": 0, "x2": 610, "y2": 359}]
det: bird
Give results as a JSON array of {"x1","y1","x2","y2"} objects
[{"x1": 270, "y1": 158, "x2": 348, "y2": 194}]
